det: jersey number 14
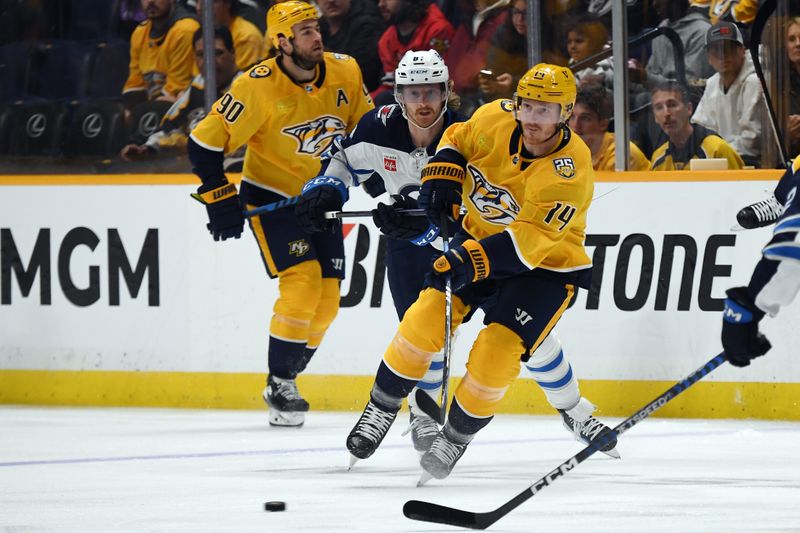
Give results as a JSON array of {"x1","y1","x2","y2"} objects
[{"x1": 543, "y1": 202, "x2": 576, "y2": 231}]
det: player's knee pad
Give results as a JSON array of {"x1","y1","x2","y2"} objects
[
  {"x1": 455, "y1": 323, "x2": 525, "y2": 418},
  {"x1": 524, "y1": 331, "x2": 580, "y2": 410},
  {"x1": 307, "y1": 277, "x2": 340, "y2": 349},
  {"x1": 397, "y1": 288, "x2": 468, "y2": 353},
  {"x1": 384, "y1": 288, "x2": 468, "y2": 382},
  {"x1": 271, "y1": 260, "x2": 323, "y2": 343}
]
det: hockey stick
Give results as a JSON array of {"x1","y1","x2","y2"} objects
[
  {"x1": 243, "y1": 196, "x2": 300, "y2": 218},
  {"x1": 324, "y1": 208, "x2": 425, "y2": 219},
  {"x1": 243, "y1": 196, "x2": 425, "y2": 220},
  {"x1": 748, "y1": 0, "x2": 790, "y2": 166},
  {"x1": 403, "y1": 352, "x2": 727, "y2": 530},
  {"x1": 413, "y1": 213, "x2": 453, "y2": 425}
]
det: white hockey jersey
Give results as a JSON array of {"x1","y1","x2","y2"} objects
[{"x1": 319, "y1": 104, "x2": 465, "y2": 200}]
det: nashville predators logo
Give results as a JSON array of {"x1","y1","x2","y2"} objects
[
  {"x1": 288, "y1": 239, "x2": 310, "y2": 257},
  {"x1": 467, "y1": 165, "x2": 520, "y2": 226},
  {"x1": 282, "y1": 115, "x2": 347, "y2": 156},
  {"x1": 552, "y1": 157, "x2": 576, "y2": 179}
]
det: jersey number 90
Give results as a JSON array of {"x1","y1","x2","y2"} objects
[{"x1": 216, "y1": 93, "x2": 245, "y2": 123}]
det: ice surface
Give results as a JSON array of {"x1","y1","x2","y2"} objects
[{"x1": 1, "y1": 407, "x2": 798, "y2": 532}]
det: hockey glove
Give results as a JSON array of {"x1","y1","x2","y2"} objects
[
  {"x1": 191, "y1": 182, "x2": 244, "y2": 241},
  {"x1": 372, "y1": 195, "x2": 437, "y2": 243},
  {"x1": 295, "y1": 176, "x2": 349, "y2": 233},
  {"x1": 427, "y1": 239, "x2": 490, "y2": 292},
  {"x1": 419, "y1": 162, "x2": 463, "y2": 229},
  {"x1": 721, "y1": 286, "x2": 772, "y2": 367}
]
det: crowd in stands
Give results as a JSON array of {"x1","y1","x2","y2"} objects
[{"x1": 0, "y1": 0, "x2": 798, "y2": 171}]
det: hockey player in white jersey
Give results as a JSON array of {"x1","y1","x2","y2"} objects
[
  {"x1": 296, "y1": 51, "x2": 618, "y2": 459},
  {"x1": 296, "y1": 49, "x2": 460, "y2": 452},
  {"x1": 722, "y1": 156, "x2": 800, "y2": 365}
]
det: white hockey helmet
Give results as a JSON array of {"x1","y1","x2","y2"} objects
[
  {"x1": 394, "y1": 49, "x2": 449, "y2": 86},
  {"x1": 393, "y1": 49, "x2": 450, "y2": 130}
]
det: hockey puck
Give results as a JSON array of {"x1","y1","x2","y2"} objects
[{"x1": 264, "y1": 501, "x2": 286, "y2": 512}]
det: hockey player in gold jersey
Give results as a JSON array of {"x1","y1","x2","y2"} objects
[
  {"x1": 188, "y1": 1, "x2": 374, "y2": 427},
  {"x1": 346, "y1": 64, "x2": 618, "y2": 482}
]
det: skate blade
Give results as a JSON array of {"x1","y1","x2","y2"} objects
[
  {"x1": 417, "y1": 471, "x2": 433, "y2": 487},
  {"x1": 730, "y1": 223, "x2": 747, "y2": 232},
  {"x1": 347, "y1": 454, "x2": 359, "y2": 470},
  {"x1": 602, "y1": 447, "x2": 621, "y2": 459},
  {"x1": 268, "y1": 410, "x2": 305, "y2": 427}
]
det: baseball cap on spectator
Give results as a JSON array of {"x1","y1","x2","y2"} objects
[{"x1": 706, "y1": 21, "x2": 744, "y2": 48}]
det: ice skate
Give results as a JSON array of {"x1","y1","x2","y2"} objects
[
  {"x1": 346, "y1": 399, "x2": 399, "y2": 466},
  {"x1": 402, "y1": 411, "x2": 440, "y2": 454},
  {"x1": 418, "y1": 425, "x2": 471, "y2": 485},
  {"x1": 735, "y1": 195, "x2": 784, "y2": 229},
  {"x1": 559, "y1": 397, "x2": 620, "y2": 458},
  {"x1": 263, "y1": 374, "x2": 309, "y2": 428}
]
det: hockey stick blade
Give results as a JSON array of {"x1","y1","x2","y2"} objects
[
  {"x1": 403, "y1": 353, "x2": 727, "y2": 530},
  {"x1": 414, "y1": 388, "x2": 445, "y2": 425}
]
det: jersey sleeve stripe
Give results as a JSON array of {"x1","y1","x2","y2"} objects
[
  {"x1": 188, "y1": 133, "x2": 224, "y2": 152},
  {"x1": 504, "y1": 228, "x2": 534, "y2": 270}
]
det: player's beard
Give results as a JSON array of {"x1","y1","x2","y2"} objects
[{"x1": 291, "y1": 47, "x2": 324, "y2": 71}]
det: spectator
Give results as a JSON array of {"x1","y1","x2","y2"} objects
[
  {"x1": 786, "y1": 17, "x2": 800, "y2": 157},
  {"x1": 446, "y1": 0, "x2": 509, "y2": 116},
  {"x1": 691, "y1": 21, "x2": 765, "y2": 167},
  {"x1": 629, "y1": 0, "x2": 714, "y2": 89},
  {"x1": 374, "y1": 0, "x2": 454, "y2": 104},
  {"x1": 566, "y1": 13, "x2": 613, "y2": 89},
  {"x1": 120, "y1": 26, "x2": 242, "y2": 165},
  {"x1": 318, "y1": 0, "x2": 385, "y2": 92},
  {"x1": 478, "y1": 0, "x2": 527, "y2": 102},
  {"x1": 196, "y1": 0, "x2": 266, "y2": 70},
  {"x1": 709, "y1": 0, "x2": 758, "y2": 25},
  {"x1": 123, "y1": 0, "x2": 200, "y2": 108},
  {"x1": 649, "y1": 81, "x2": 744, "y2": 170},
  {"x1": 568, "y1": 84, "x2": 650, "y2": 171}
]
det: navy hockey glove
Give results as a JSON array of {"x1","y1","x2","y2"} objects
[
  {"x1": 372, "y1": 195, "x2": 437, "y2": 243},
  {"x1": 191, "y1": 182, "x2": 244, "y2": 241},
  {"x1": 419, "y1": 163, "x2": 463, "y2": 229},
  {"x1": 295, "y1": 176, "x2": 349, "y2": 233},
  {"x1": 721, "y1": 287, "x2": 772, "y2": 367},
  {"x1": 427, "y1": 239, "x2": 490, "y2": 292}
]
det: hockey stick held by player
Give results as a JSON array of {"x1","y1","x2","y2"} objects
[
  {"x1": 346, "y1": 64, "x2": 619, "y2": 483},
  {"x1": 187, "y1": 0, "x2": 374, "y2": 427}
]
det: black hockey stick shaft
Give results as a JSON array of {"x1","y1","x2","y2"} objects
[
  {"x1": 324, "y1": 208, "x2": 425, "y2": 219},
  {"x1": 414, "y1": 212, "x2": 453, "y2": 425},
  {"x1": 404, "y1": 353, "x2": 727, "y2": 530},
  {"x1": 243, "y1": 195, "x2": 300, "y2": 218},
  {"x1": 748, "y1": 0, "x2": 789, "y2": 165}
]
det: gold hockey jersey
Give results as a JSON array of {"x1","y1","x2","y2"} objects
[
  {"x1": 123, "y1": 16, "x2": 199, "y2": 99},
  {"x1": 190, "y1": 52, "x2": 374, "y2": 197},
  {"x1": 435, "y1": 99, "x2": 594, "y2": 273}
]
